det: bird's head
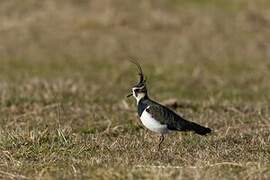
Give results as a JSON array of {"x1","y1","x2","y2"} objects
[{"x1": 127, "y1": 60, "x2": 148, "y2": 102}]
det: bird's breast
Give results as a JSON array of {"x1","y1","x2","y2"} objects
[{"x1": 140, "y1": 107, "x2": 169, "y2": 134}]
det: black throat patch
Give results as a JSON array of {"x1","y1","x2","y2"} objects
[{"x1": 138, "y1": 97, "x2": 149, "y2": 117}]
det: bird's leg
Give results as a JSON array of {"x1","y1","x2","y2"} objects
[{"x1": 158, "y1": 134, "x2": 165, "y2": 151}]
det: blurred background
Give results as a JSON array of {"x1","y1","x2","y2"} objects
[{"x1": 1, "y1": 0, "x2": 270, "y2": 62}]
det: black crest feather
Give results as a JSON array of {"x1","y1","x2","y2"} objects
[{"x1": 129, "y1": 58, "x2": 146, "y2": 86}]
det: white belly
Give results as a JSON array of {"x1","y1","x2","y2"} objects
[{"x1": 140, "y1": 107, "x2": 169, "y2": 134}]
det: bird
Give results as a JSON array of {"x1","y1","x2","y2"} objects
[{"x1": 127, "y1": 60, "x2": 212, "y2": 150}]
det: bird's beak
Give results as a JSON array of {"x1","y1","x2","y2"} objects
[{"x1": 126, "y1": 93, "x2": 133, "y2": 98}]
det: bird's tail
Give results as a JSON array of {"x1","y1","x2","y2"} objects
[{"x1": 187, "y1": 121, "x2": 212, "y2": 135}]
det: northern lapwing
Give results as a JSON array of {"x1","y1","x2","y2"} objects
[{"x1": 127, "y1": 60, "x2": 212, "y2": 150}]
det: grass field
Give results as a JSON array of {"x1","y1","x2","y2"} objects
[{"x1": 0, "y1": 0, "x2": 270, "y2": 179}]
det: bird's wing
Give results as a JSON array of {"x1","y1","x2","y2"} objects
[{"x1": 145, "y1": 104, "x2": 190, "y2": 131}]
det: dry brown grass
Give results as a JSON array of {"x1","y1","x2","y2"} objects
[{"x1": 0, "y1": 0, "x2": 270, "y2": 179}]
